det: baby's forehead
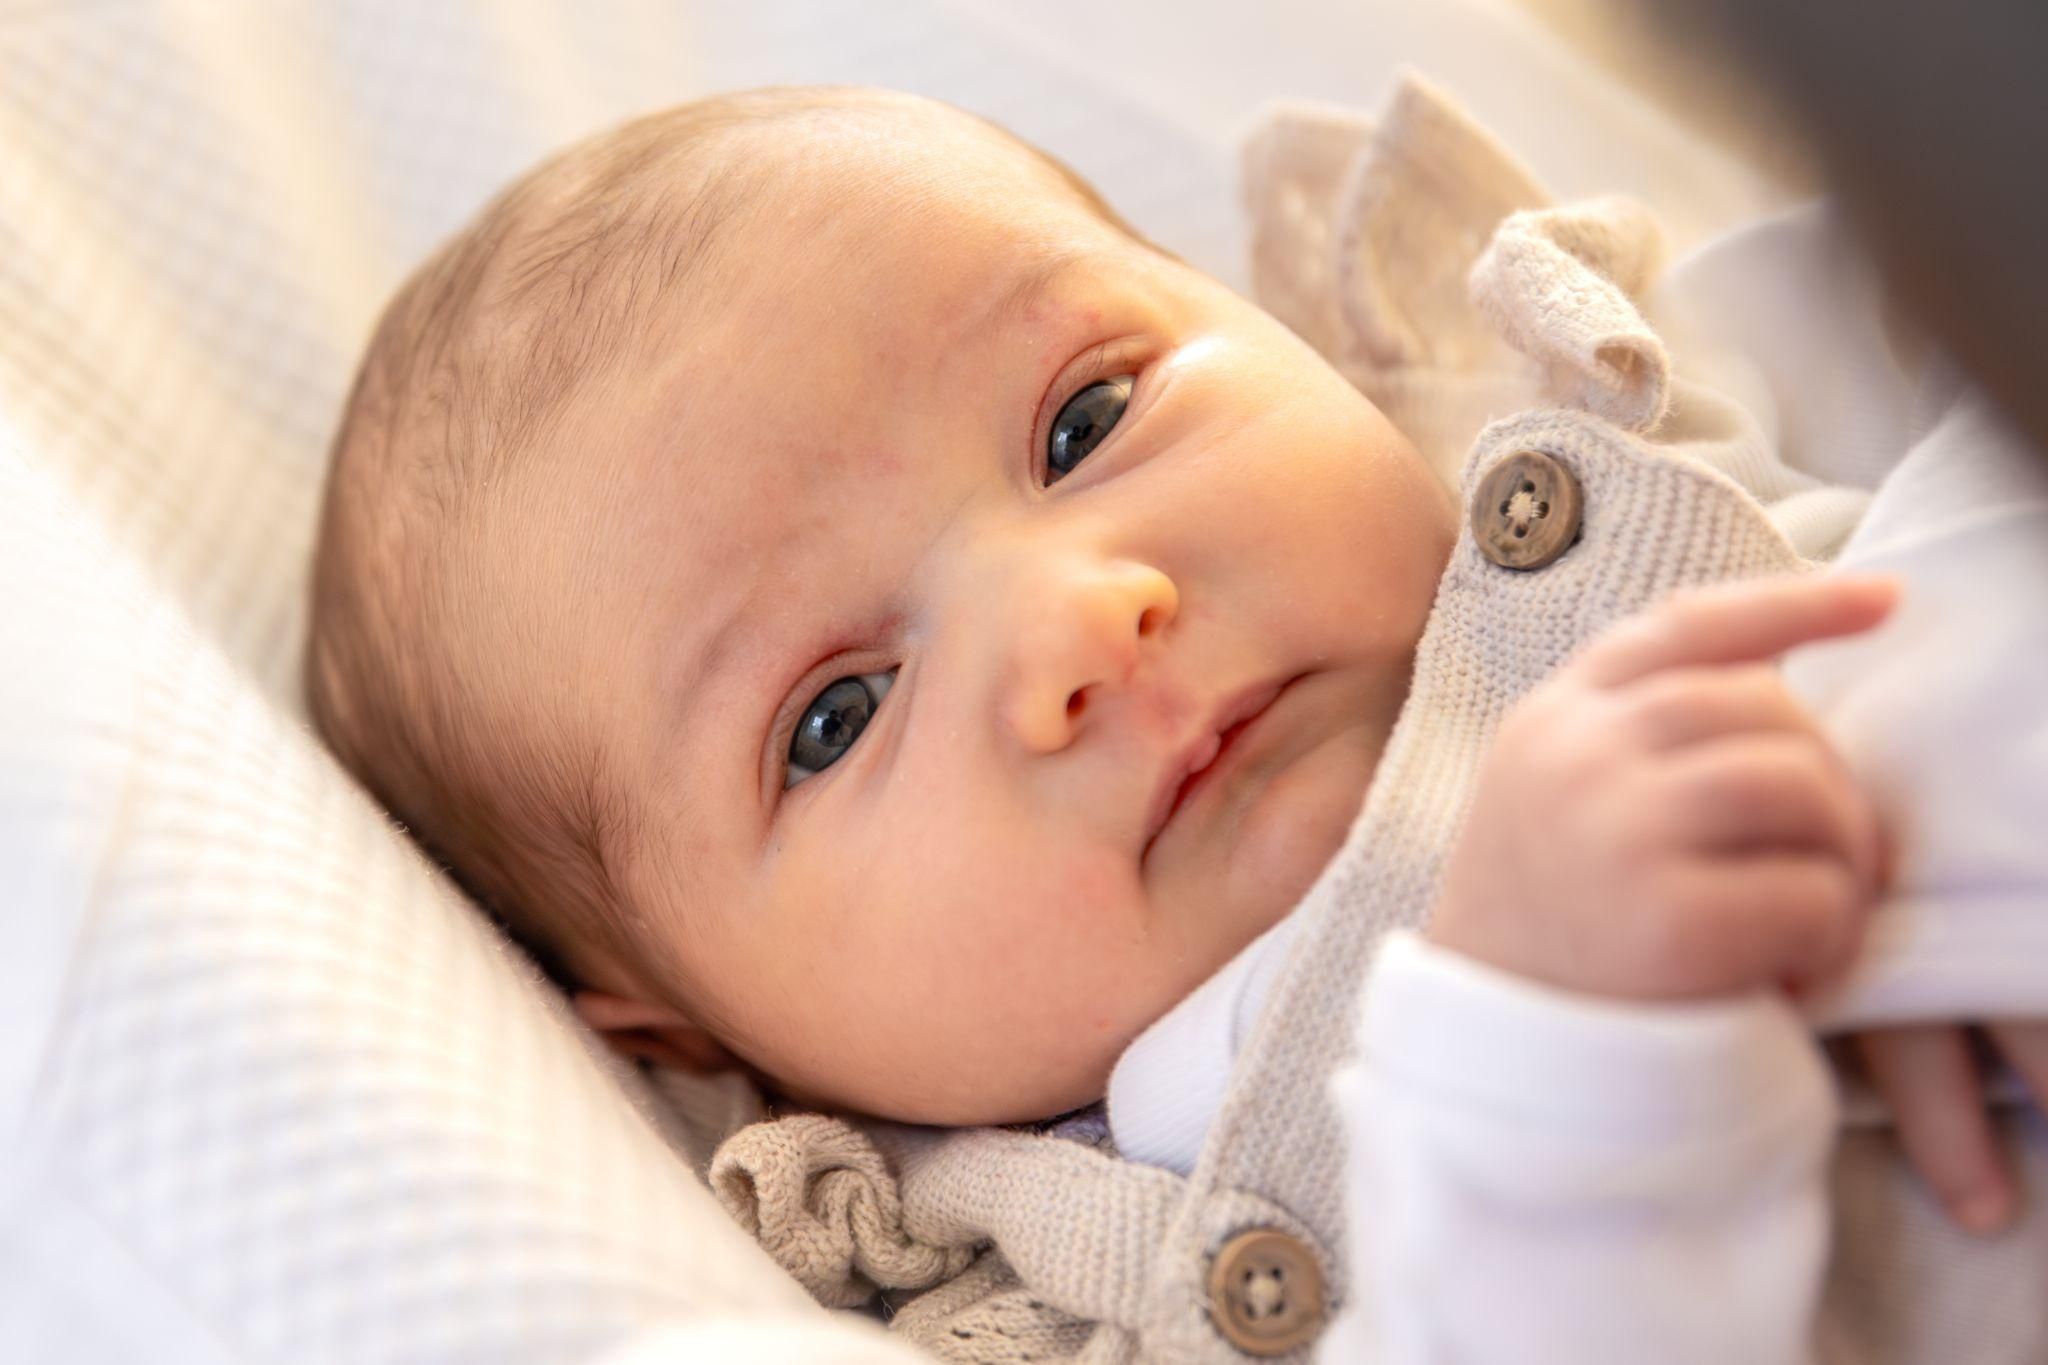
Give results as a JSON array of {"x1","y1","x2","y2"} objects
[
  {"x1": 607, "y1": 119, "x2": 1129, "y2": 437},
  {"x1": 743, "y1": 93, "x2": 1096, "y2": 204},
  {"x1": 523, "y1": 96, "x2": 1146, "y2": 609},
  {"x1": 697, "y1": 103, "x2": 1116, "y2": 285}
]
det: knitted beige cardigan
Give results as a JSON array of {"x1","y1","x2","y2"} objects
[{"x1": 709, "y1": 77, "x2": 2048, "y2": 1364}]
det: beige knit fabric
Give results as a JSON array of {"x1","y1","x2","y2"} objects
[
  {"x1": 709, "y1": 1115, "x2": 978, "y2": 1309},
  {"x1": 711, "y1": 76, "x2": 2048, "y2": 1363}
]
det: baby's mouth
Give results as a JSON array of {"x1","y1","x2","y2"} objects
[{"x1": 1140, "y1": 675, "x2": 1296, "y2": 862}]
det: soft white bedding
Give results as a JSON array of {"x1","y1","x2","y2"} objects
[{"x1": 0, "y1": 2, "x2": 1789, "y2": 1360}]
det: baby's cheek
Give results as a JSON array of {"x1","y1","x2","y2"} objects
[
  {"x1": 962, "y1": 851, "x2": 1145, "y2": 1001},
  {"x1": 1039, "y1": 850, "x2": 1142, "y2": 931}
]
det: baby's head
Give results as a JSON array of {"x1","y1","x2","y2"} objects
[{"x1": 308, "y1": 86, "x2": 1456, "y2": 1125}]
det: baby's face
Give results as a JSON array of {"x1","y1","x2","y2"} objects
[{"x1": 547, "y1": 109, "x2": 1456, "y2": 1124}]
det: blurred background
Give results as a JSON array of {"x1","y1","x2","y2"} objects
[{"x1": 1533, "y1": 0, "x2": 2048, "y2": 489}]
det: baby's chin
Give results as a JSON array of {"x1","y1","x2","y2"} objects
[
  {"x1": 797, "y1": 1059, "x2": 1113, "y2": 1129},
  {"x1": 1226, "y1": 740, "x2": 1371, "y2": 912},
  {"x1": 783, "y1": 991, "x2": 1161, "y2": 1128}
]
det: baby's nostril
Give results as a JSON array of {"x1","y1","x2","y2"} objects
[
  {"x1": 1137, "y1": 606, "x2": 1163, "y2": 638},
  {"x1": 1066, "y1": 690, "x2": 1087, "y2": 720}
]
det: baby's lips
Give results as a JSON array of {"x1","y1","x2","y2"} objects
[
  {"x1": 1138, "y1": 675, "x2": 1292, "y2": 858},
  {"x1": 1140, "y1": 728, "x2": 1220, "y2": 856}
]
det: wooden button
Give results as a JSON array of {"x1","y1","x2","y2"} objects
[
  {"x1": 1473, "y1": 449, "x2": 1582, "y2": 570},
  {"x1": 1205, "y1": 1228, "x2": 1326, "y2": 1356}
]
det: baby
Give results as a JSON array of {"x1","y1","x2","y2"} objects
[
  {"x1": 309, "y1": 84, "x2": 1458, "y2": 1126},
  {"x1": 309, "y1": 83, "x2": 2048, "y2": 1360}
]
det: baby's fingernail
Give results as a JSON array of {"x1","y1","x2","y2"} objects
[{"x1": 1953, "y1": 1187, "x2": 2015, "y2": 1235}]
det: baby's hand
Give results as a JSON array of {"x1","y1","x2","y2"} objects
[
  {"x1": 1856, "y1": 1022, "x2": 2048, "y2": 1234},
  {"x1": 1428, "y1": 574, "x2": 1900, "y2": 1000}
]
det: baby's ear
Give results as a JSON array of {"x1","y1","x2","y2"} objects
[{"x1": 571, "y1": 989, "x2": 744, "y2": 1074}]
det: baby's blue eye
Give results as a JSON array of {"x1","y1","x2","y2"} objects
[
  {"x1": 785, "y1": 670, "x2": 895, "y2": 788},
  {"x1": 1047, "y1": 376, "x2": 1134, "y2": 482}
]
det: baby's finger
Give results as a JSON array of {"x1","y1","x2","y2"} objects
[
  {"x1": 1635, "y1": 854, "x2": 1863, "y2": 995},
  {"x1": 1987, "y1": 1020, "x2": 2048, "y2": 1113},
  {"x1": 1860, "y1": 1026, "x2": 2015, "y2": 1234},
  {"x1": 1622, "y1": 663, "x2": 1818, "y2": 751},
  {"x1": 1653, "y1": 735, "x2": 1884, "y2": 897},
  {"x1": 1572, "y1": 574, "x2": 1901, "y2": 689}
]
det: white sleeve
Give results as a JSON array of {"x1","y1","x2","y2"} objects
[{"x1": 1318, "y1": 932, "x2": 1838, "y2": 1365}]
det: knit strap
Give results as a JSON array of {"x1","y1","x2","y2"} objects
[
  {"x1": 711, "y1": 1113, "x2": 1186, "y2": 1332},
  {"x1": 1469, "y1": 197, "x2": 1672, "y2": 431},
  {"x1": 1328, "y1": 70, "x2": 1549, "y2": 373},
  {"x1": 1239, "y1": 97, "x2": 1374, "y2": 364},
  {"x1": 875, "y1": 1123, "x2": 1188, "y2": 1330},
  {"x1": 709, "y1": 1113, "x2": 976, "y2": 1308},
  {"x1": 1241, "y1": 73, "x2": 1558, "y2": 482}
]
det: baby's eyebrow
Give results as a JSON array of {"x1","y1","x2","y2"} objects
[{"x1": 984, "y1": 247, "x2": 1096, "y2": 335}]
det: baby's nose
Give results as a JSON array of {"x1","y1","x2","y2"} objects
[{"x1": 1000, "y1": 558, "x2": 1179, "y2": 754}]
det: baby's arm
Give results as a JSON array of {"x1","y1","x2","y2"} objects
[{"x1": 1322, "y1": 575, "x2": 1897, "y2": 1365}]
